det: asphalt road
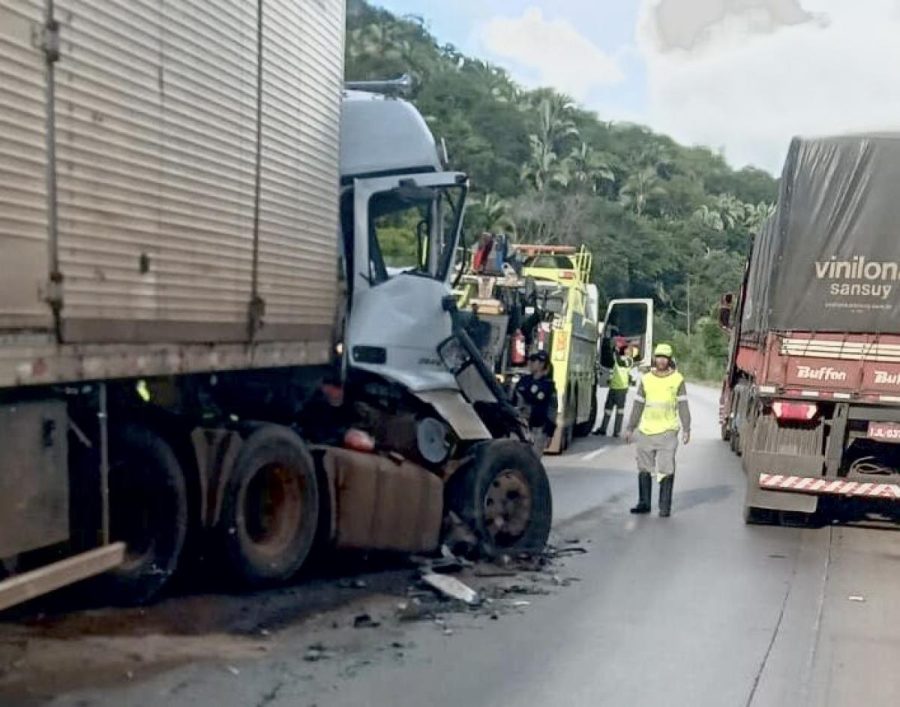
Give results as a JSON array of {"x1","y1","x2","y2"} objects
[{"x1": 4, "y1": 385, "x2": 900, "y2": 706}]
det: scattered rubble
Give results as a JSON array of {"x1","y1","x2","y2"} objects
[
  {"x1": 551, "y1": 546, "x2": 588, "y2": 557},
  {"x1": 396, "y1": 599, "x2": 428, "y2": 622},
  {"x1": 303, "y1": 644, "x2": 334, "y2": 663},
  {"x1": 473, "y1": 567, "x2": 517, "y2": 578},
  {"x1": 352, "y1": 614, "x2": 381, "y2": 629}
]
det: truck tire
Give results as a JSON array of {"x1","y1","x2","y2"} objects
[
  {"x1": 217, "y1": 425, "x2": 318, "y2": 587},
  {"x1": 95, "y1": 425, "x2": 188, "y2": 605},
  {"x1": 562, "y1": 389, "x2": 574, "y2": 450},
  {"x1": 743, "y1": 500, "x2": 775, "y2": 525},
  {"x1": 574, "y1": 385, "x2": 597, "y2": 437},
  {"x1": 730, "y1": 424, "x2": 741, "y2": 456},
  {"x1": 448, "y1": 440, "x2": 552, "y2": 557}
]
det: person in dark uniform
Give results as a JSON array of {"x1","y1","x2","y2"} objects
[{"x1": 514, "y1": 351, "x2": 558, "y2": 455}]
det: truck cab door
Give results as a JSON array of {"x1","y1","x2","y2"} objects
[
  {"x1": 596, "y1": 298, "x2": 654, "y2": 387},
  {"x1": 343, "y1": 172, "x2": 468, "y2": 393}
]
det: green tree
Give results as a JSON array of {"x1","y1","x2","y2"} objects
[
  {"x1": 619, "y1": 167, "x2": 666, "y2": 217},
  {"x1": 345, "y1": 0, "x2": 779, "y2": 369}
]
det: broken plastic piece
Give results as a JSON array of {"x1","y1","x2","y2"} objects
[{"x1": 421, "y1": 572, "x2": 480, "y2": 605}]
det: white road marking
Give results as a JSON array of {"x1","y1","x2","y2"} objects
[{"x1": 581, "y1": 446, "x2": 610, "y2": 462}]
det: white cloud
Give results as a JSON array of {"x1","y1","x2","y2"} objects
[
  {"x1": 637, "y1": 0, "x2": 900, "y2": 173},
  {"x1": 477, "y1": 8, "x2": 624, "y2": 101}
]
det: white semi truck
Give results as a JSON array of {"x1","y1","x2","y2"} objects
[{"x1": 0, "y1": 0, "x2": 550, "y2": 611}]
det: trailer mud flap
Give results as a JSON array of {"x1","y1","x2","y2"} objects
[{"x1": 744, "y1": 451, "x2": 820, "y2": 513}]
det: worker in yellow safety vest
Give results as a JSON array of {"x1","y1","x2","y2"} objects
[
  {"x1": 594, "y1": 337, "x2": 633, "y2": 438},
  {"x1": 623, "y1": 343, "x2": 691, "y2": 517}
]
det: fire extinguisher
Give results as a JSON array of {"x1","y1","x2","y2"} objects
[
  {"x1": 511, "y1": 329, "x2": 527, "y2": 365},
  {"x1": 537, "y1": 324, "x2": 548, "y2": 351}
]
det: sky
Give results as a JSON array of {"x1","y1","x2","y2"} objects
[{"x1": 373, "y1": 0, "x2": 900, "y2": 174}]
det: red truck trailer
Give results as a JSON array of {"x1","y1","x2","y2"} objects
[{"x1": 719, "y1": 134, "x2": 900, "y2": 524}]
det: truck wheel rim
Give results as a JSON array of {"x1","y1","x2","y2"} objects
[
  {"x1": 244, "y1": 464, "x2": 303, "y2": 556},
  {"x1": 483, "y1": 469, "x2": 532, "y2": 545}
]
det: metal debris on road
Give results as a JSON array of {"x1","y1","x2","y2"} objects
[
  {"x1": 304, "y1": 644, "x2": 333, "y2": 662},
  {"x1": 474, "y1": 566, "x2": 517, "y2": 578},
  {"x1": 396, "y1": 598, "x2": 428, "y2": 622},
  {"x1": 552, "y1": 546, "x2": 588, "y2": 557},
  {"x1": 421, "y1": 572, "x2": 481, "y2": 605},
  {"x1": 444, "y1": 511, "x2": 479, "y2": 554},
  {"x1": 353, "y1": 613, "x2": 381, "y2": 628}
]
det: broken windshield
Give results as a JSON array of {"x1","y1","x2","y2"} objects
[{"x1": 367, "y1": 184, "x2": 466, "y2": 285}]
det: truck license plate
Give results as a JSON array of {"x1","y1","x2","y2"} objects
[{"x1": 867, "y1": 421, "x2": 900, "y2": 444}]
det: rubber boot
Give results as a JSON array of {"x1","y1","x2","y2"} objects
[
  {"x1": 659, "y1": 475, "x2": 674, "y2": 517},
  {"x1": 630, "y1": 472, "x2": 651, "y2": 514},
  {"x1": 613, "y1": 411, "x2": 624, "y2": 438},
  {"x1": 594, "y1": 411, "x2": 611, "y2": 436}
]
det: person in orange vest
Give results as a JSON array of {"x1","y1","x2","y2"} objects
[{"x1": 623, "y1": 343, "x2": 691, "y2": 517}]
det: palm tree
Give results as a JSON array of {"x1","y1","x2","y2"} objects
[
  {"x1": 695, "y1": 196, "x2": 775, "y2": 233},
  {"x1": 744, "y1": 201, "x2": 775, "y2": 233},
  {"x1": 480, "y1": 193, "x2": 517, "y2": 234},
  {"x1": 533, "y1": 95, "x2": 579, "y2": 153},
  {"x1": 567, "y1": 142, "x2": 615, "y2": 194},
  {"x1": 464, "y1": 60, "x2": 521, "y2": 105},
  {"x1": 692, "y1": 204, "x2": 725, "y2": 232},
  {"x1": 520, "y1": 134, "x2": 569, "y2": 192},
  {"x1": 620, "y1": 167, "x2": 665, "y2": 217},
  {"x1": 519, "y1": 95, "x2": 581, "y2": 193}
]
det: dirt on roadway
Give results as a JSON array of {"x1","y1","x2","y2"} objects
[{"x1": 0, "y1": 540, "x2": 588, "y2": 705}]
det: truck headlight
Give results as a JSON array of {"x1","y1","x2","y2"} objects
[{"x1": 437, "y1": 336, "x2": 469, "y2": 374}]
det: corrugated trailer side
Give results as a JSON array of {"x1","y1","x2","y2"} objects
[
  {"x1": 0, "y1": 0, "x2": 343, "y2": 389},
  {"x1": 0, "y1": 0, "x2": 53, "y2": 331}
]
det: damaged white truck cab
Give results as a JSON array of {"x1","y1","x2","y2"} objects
[
  {"x1": 334, "y1": 89, "x2": 551, "y2": 551},
  {"x1": 340, "y1": 90, "x2": 514, "y2": 438},
  {"x1": 0, "y1": 10, "x2": 549, "y2": 613}
]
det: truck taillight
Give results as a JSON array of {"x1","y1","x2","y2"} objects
[{"x1": 772, "y1": 401, "x2": 818, "y2": 421}]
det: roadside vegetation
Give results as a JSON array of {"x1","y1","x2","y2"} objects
[{"x1": 347, "y1": 0, "x2": 777, "y2": 378}]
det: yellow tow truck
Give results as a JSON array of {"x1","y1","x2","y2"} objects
[
  {"x1": 455, "y1": 240, "x2": 655, "y2": 454},
  {"x1": 456, "y1": 243, "x2": 599, "y2": 453}
]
